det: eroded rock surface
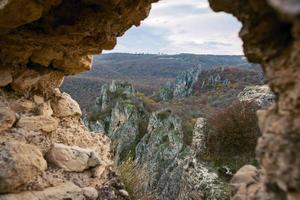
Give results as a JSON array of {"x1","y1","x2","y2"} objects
[
  {"x1": 238, "y1": 85, "x2": 275, "y2": 108},
  {"x1": 208, "y1": 0, "x2": 300, "y2": 198},
  {"x1": 0, "y1": 0, "x2": 157, "y2": 199},
  {"x1": 0, "y1": 141, "x2": 47, "y2": 193}
]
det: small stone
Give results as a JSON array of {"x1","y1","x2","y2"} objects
[
  {"x1": 82, "y1": 187, "x2": 98, "y2": 200},
  {"x1": 52, "y1": 92, "x2": 82, "y2": 117},
  {"x1": 17, "y1": 115, "x2": 58, "y2": 133},
  {"x1": 33, "y1": 95, "x2": 44, "y2": 105},
  {"x1": 46, "y1": 143, "x2": 101, "y2": 172}
]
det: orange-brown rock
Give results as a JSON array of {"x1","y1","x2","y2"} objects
[{"x1": 208, "y1": 0, "x2": 300, "y2": 198}]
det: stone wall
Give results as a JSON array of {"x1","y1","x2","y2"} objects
[{"x1": 208, "y1": 0, "x2": 300, "y2": 198}]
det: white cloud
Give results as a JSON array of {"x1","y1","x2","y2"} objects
[{"x1": 110, "y1": 0, "x2": 243, "y2": 55}]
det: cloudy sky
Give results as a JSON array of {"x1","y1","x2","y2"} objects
[{"x1": 109, "y1": 0, "x2": 243, "y2": 55}]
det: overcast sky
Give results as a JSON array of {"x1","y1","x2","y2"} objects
[{"x1": 108, "y1": 0, "x2": 243, "y2": 55}]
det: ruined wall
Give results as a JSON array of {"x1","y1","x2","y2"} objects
[
  {"x1": 208, "y1": 0, "x2": 300, "y2": 199},
  {"x1": 0, "y1": 0, "x2": 156, "y2": 199}
]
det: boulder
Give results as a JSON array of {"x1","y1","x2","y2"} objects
[
  {"x1": 0, "y1": 141, "x2": 47, "y2": 193},
  {"x1": 52, "y1": 93, "x2": 82, "y2": 117},
  {"x1": 0, "y1": 106, "x2": 16, "y2": 132},
  {"x1": 16, "y1": 115, "x2": 58, "y2": 133},
  {"x1": 46, "y1": 143, "x2": 101, "y2": 172},
  {"x1": 0, "y1": 182, "x2": 97, "y2": 200}
]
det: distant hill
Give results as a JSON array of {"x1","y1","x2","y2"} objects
[{"x1": 61, "y1": 53, "x2": 259, "y2": 111}]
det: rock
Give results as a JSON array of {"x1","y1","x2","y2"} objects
[
  {"x1": 89, "y1": 120, "x2": 105, "y2": 134},
  {"x1": 82, "y1": 187, "x2": 99, "y2": 200},
  {"x1": 16, "y1": 115, "x2": 58, "y2": 133},
  {"x1": 46, "y1": 143, "x2": 101, "y2": 172},
  {"x1": 0, "y1": 106, "x2": 16, "y2": 132},
  {"x1": 0, "y1": 68, "x2": 12, "y2": 87},
  {"x1": 0, "y1": 141, "x2": 47, "y2": 193},
  {"x1": 33, "y1": 95, "x2": 44, "y2": 105},
  {"x1": 52, "y1": 92, "x2": 82, "y2": 117},
  {"x1": 109, "y1": 80, "x2": 135, "y2": 95},
  {"x1": 118, "y1": 189, "x2": 129, "y2": 197},
  {"x1": 108, "y1": 100, "x2": 140, "y2": 163},
  {"x1": 191, "y1": 118, "x2": 209, "y2": 155},
  {"x1": 135, "y1": 109, "x2": 184, "y2": 196},
  {"x1": 0, "y1": 182, "x2": 90, "y2": 200},
  {"x1": 238, "y1": 85, "x2": 275, "y2": 108},
  {"x1": 37, "y1": 101, "x2": 53, "y2": 117},
  {"x1": 10, "y1": 99, "x2": 35, "y2": 113},
  {"x1": 86, "y1": 80, "x2": 147, "y2": 163},
  {"x1": 10, "y1": 69, "x2": 64, "y2": 94},
  {"x1": 158, "y1": 81, "x2": 174, "y2": 101},
  {"x1": 173, "y1": 67, "x2": 201, "y2": 98}
]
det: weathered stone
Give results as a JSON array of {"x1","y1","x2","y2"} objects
[
  {"x1": 109, "y1": 100, "x2": 140, "y2": 163},
  {"x1": 173, "y1": 67, "x2": 201, "y2": 98},
  {"x1": 52, "y1": 92, "x2": 82, "y2": 117},
  {"x1": 11, "y1": 69, "x2": 64, "y2": 94},
  {"x1": 238, "y1": 85, "x2": 275, "y2": 108},
  {"x1": 0, "y1": 182, "x2": 88, "y2": 200},
  {"x1": 46, "y1": 143, "x2": 101, "y2": 172},
  {"x1": 82, "y1": 187, "x2": 98, "y2": 200},
  {"x1": 33, "y1": 95, "x2": 44, "y2": 105},
  {"x1": 0, "y1": 141, "x2": 47, "y2": 193},
  {"x1": 0, "y1": 106, "x2": 16, "y2": 132},
  {"x1": 208, "y1": 0, "x2": 300, "y2": 198},
  {"x1": 16, "y1": 115, "x2": 58, "y2": 133}
]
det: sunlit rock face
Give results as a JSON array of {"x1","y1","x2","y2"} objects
[
  {"x1": 0, "y1": 0, "x2": 157, "y2": 199},
  {"x1": 209, "y1": 0, "x2": 300, "y2": 198}
]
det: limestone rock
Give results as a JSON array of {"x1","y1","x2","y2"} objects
[
  {"x1": 191, "y1": 118, "x2": 209, "y2": 155},
  {"x1": 46, "y1": 143, "x2": 101, "y2": 172},
  {"x1": 0, "y1": 106, "x2": 16, "y2": 132},
  {"x1": 108, "y1": 100, "x2": 140, "y2": 163},
  {"x1": 135, "y1": 109, "x2": 184, "y2": 196},
  {"x1": 173, "y1": 67, "x2": 201, "y2": 98},
  {"x1": 52, "y1": 92, "x2": 82, "y2": 117},
  {"x1": 16, "y1": 115, "x2": 58, "y2": 133},
  {"x1": 11, "y1": 69, "x2": 64, "y2": 94},
  {"x1": 0, "y1": 141, "x2": 47, "y2": 193},
  {"x1": 0, "y1": 182, "x2": 94, "y2": 200},
  {"x1": 238, "y1": 85, "x2": 275, "y2": 108}
]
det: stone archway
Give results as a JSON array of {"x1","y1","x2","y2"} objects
[{"x1": 0, "y1": 0, "x2": 299, "y2": 199}]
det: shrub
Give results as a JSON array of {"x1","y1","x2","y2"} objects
[
  {"x1": 135, "y1": 92, "x2": 158, "y2": 112},
  {"x1": 117, "y1": 158, "x2": 139, "y2": 199},
  {"x1": 207, "y1": 101, "x2": 260, "y2": 155},
  {"x1": 182, "y1": 118, "x2": 196, "y2": 146},
  {"x1": 205, "y1": 101, "x2": 261, "y2": 173}
]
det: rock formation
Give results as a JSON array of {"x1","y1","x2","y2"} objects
[
  {"x1": 238, "y1": 85, "x2": 275, "y2": 108},
  {"x1": 86, "y1": 81, "x2": 148, "y2": 164},
  {"x1": 208, "y1": 0, "x2": 300, "y2": 198},
  {"x1": 0, "y1": 0, "x2": 157, "y2": 199},
  {"x1": 86, "y1": 83, "x2": 227, "y2": 199},
  {"x1": 158, "y1": 67, "x2": 201, "y2": 101}
]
